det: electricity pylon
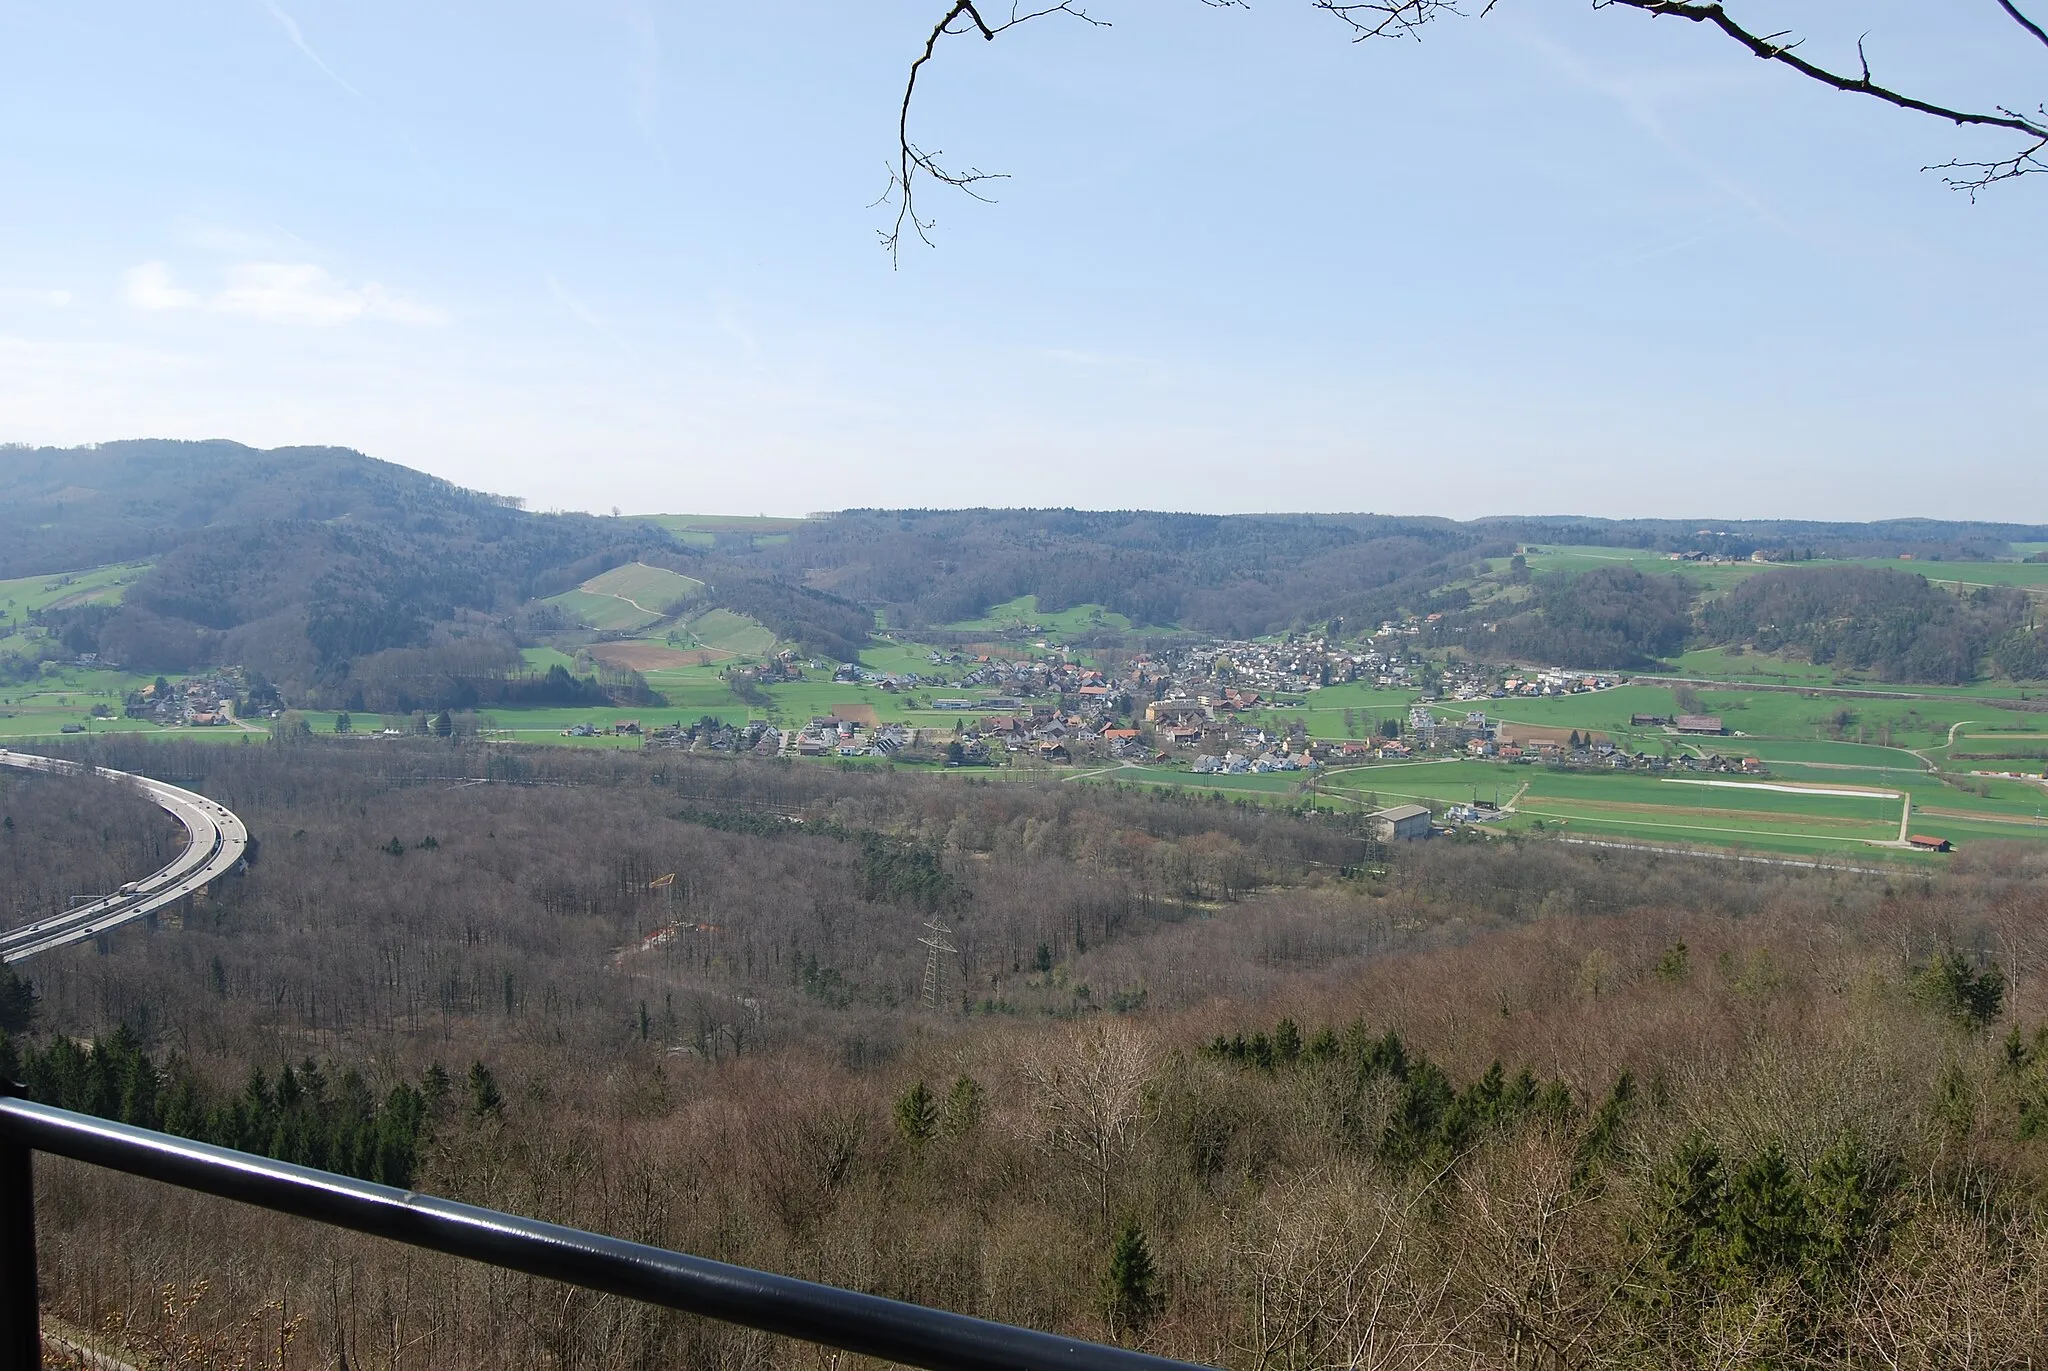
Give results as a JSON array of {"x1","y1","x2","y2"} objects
[{"x1": 918, "y1": 917, "x2": 956, "y2": 1012}]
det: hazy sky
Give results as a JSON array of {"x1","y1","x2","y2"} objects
[{"x1": 1, "y1": 2, "x2": 2043, "y2": 522}]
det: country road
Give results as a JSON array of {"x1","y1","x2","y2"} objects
[{"x1": 0, "y1": 749, "x2": 248, "y2": 963}]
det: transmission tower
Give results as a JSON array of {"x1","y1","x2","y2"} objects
[{"x1": 918, "y1": 917, "x2": 957, "y2": 1012}]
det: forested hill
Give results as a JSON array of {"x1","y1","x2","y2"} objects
[
  {"x1": 713, "y1": 509, "x2": 1505, "y2": 637},
  {"x1": 11, "y1": 441, "x2": 2048, "y2": 694},
  {"x1": 698, "y1": 509, "x2": 2048, "y2": 641},
  {"x1": 1445, "y1": 563, "x2": 2048, "y2": 683},
  {"x1": 5, "y1": 441, "x2": 489, "y2": 575},
  {"x1": 2, "y1": 441, "x2": 685, "y2": 699}
]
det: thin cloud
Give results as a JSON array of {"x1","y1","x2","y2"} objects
[
  {"x1": 125, "y1": 262, "x2": 199, "y2": 311},
  {"x1": 1499, "y1": 19, "x2": 1792, "y2": 235},
  {"x1": 121, "y1": 260, "x2": 444, "y2": 327},
  {"x1": 548, "y1": 274, "x2": 643, "y2": 361},
  {"x1": 624, "y1": 4, "x2": 661, "y2": 139},
  {"x1": 215, "y1": 262, "x2": 445, "y2": 326},
  {"x1": 256, "y1": 0, "x2": 364, "y2": 100}
]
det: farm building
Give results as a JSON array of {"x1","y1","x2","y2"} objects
[
  {"x1": 1907, "y1": 834, "x2": 1954, "y2": 852},
  {"x1": 1675, "y1": 715, "x2": 1726, "y2": 735},
  {"x1": 1370, "y1": 804, "x2": 1433, "y2": 842}
]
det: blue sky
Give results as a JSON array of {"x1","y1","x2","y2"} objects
[{"x1": 0, "y1": 1, "x2": 2042, "y2": 522}]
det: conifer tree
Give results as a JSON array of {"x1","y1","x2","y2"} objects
[
  {"x1": 1102, "y1": 1217, "x2": 1161, "y2": 1339},
  {"x1": 894, "y1": 1079, "x2": 937, "y2": 1145}
]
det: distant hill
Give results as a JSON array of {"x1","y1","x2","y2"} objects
[
  {"x1": 1435, "y1": 557, "x2": 2048, "y2": 683},
  {"x1": 1, "y1": 441, "x2": 679, "y2": 703},
  {"x1": 702, "y1": 508, "x2": 2048, "y2": 645},
  {"x1": 711, "y1": 508, "x2": 1502, "y2": 639},
  {"x1": 10, "y1": 442, "x2": 2047, "y2": 700}
]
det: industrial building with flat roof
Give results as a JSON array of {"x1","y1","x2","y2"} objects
[{"x1": 1370, "y1": 803, "x2": 1433, "y2": 841}]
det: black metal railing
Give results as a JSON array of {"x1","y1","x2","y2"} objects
[{"x1": 0, "y1": 1094, "x2": 1217, "y2": 1371}]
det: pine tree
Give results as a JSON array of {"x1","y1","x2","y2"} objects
[
  {"x1": 1102, "y1": 1217, "x2": 1161, "y2": 1339},
  {"x1": 468, "y1": 1061, "x2": 503, "y2": 1118},
  {"x1": 1721, "y1": 1143, "x2": 1809, "y2": 1278},
  {"x1": 941, "y1": 1075, "x2": 984, "y2": 1137},
  {"x1": 894, "y1": 1079, "x2": 938, "y2": 1145}
]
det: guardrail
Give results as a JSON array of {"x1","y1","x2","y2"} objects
[{"x1": 0, "y1": 1092, "x2": 1215, "y2": 1371}]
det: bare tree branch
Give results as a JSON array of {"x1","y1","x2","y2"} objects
[
  {"x1": 882, "y1": 2, "x2": 1106, "y2": 264},
  {"x1": 891, "y1": 0, "x2": 2047, "y2": 253},
  {"x1": 1998, "y1": 0, "x2": 2048, "y2": 53},
  {"x1": 1316, "y1": 0, "x2": 1499, "y2": 43},
  {"x1": 1592, "y1": 1, "x2": 2048, "y2": 194},
  {"x1": 1595, "y1": 2, "x2": 2046, "y2": 140}
]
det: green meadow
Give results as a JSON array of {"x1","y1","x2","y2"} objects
[
  {"x1": 938, "y1": 596, "x2": 1136, "y2": 635},
  {"x1": 0, "y1": 561, "x2": 151, "y2": 619},
  {"x1": 684, "y1": 609, "x2": 777, "y2": 656},
  {"x1": 581, "y1": 562, "x2": 703, "y2": 605},
  {"x1": 543, "y1": 589, "x2": 662, "y2": 632}
]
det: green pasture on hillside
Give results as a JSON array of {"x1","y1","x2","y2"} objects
[
  {"x1": 938, "y1": 596, "x2": 1136, "y2": 635},
  {"x1": 544, "y1": 588, "x2": 662, "y2": 632},
  {"x1": 684, "y1": 609, "x2": 777, "y2": 656},
  {"x1": 581, "y1": 562, "x2": 703, "y2": 606},
  {"x1": 0, "y1": 562, "x2": 152, "y2": 619},
  {"x1": 1664, "y1": 648, "x2": 1838, "y2": 686},
  {"x1": 860, "y1": 642, "x2": 954, "y2": 677},
  {"x1": 1830, "y1": 558, "x2": 2048, "y2": 592},
  {"x1": 1517, "y1": 546, "x2": 1762, "y2": 591},
  {"x1": 633, "y1": 513, "x2": 803, "y2": 549}
]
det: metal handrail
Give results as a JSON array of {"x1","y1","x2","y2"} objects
[{"x1": 0, "y1": 1096, "x2": 1216, "y2": 1371}]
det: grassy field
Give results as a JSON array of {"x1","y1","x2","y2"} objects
[
  {"x1": 633, "y1": 513, "x2": 804, "y2": 549},
  {"x1": 581, "y1": 562, "x2": 703, "y2": 606},
  {"x1": 1309, "y1": 750, "x2": 2048, "y2": 859},
  {"x1": 938, "y1": 596, "x2": 1137, "y2": 635},
  {"x1": 1518, "y1": 545, "x2": 2048, "y2": 596},
  {"x1": 1244, "y1": 683, "x2": 1420, "y2": 739},
  {"x1": 1664, "y1": 648, "x2": 1839, "y2": 686},
  {"x1": 543, "y1": 563, "x2": 705, "y2": 633},
  {"x1": 1436, "y1": 682, "x2": 2042, "y2": 753},
  {"x1": 1728, "y1": 739, "x2": 1927, "y2": 768},
  {"x1": 1518, "y1": 546, "x2": 1761, "y2": 591},
  {"x1": 684, "y1": 609, "x2": 777, "y2": 656},
  {"x1": 1452, "y1": 685, "x2": 1681, "y2": 733},
  {"x1": 0, "y1": 666, "x2": 164, "y2": 740},
  {"x1": 543, "y1": 589, "x2": 662, "y2": 632},
  {"x1": 0, "y1": 561, "x2": 152, "y2": 621},
  {"x1": 1832, "y1": 558, "x2": 2048, "y2": 592}
]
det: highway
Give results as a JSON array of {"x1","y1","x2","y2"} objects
[{"x1": 0, "y1": 749, "x2": 249, "y2": 963}]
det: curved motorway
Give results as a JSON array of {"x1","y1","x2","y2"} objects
[{"x1": 0, "y1": 749, "x2": 249, "y2": 963}]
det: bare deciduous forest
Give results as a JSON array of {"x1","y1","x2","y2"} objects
[{"x1": 16, "y1": 739, "x2": 2048, "y2": 1368}]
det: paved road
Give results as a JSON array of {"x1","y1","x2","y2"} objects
[{"x1": 0, "y1": 749, "x2": 248, "y2": 963}]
